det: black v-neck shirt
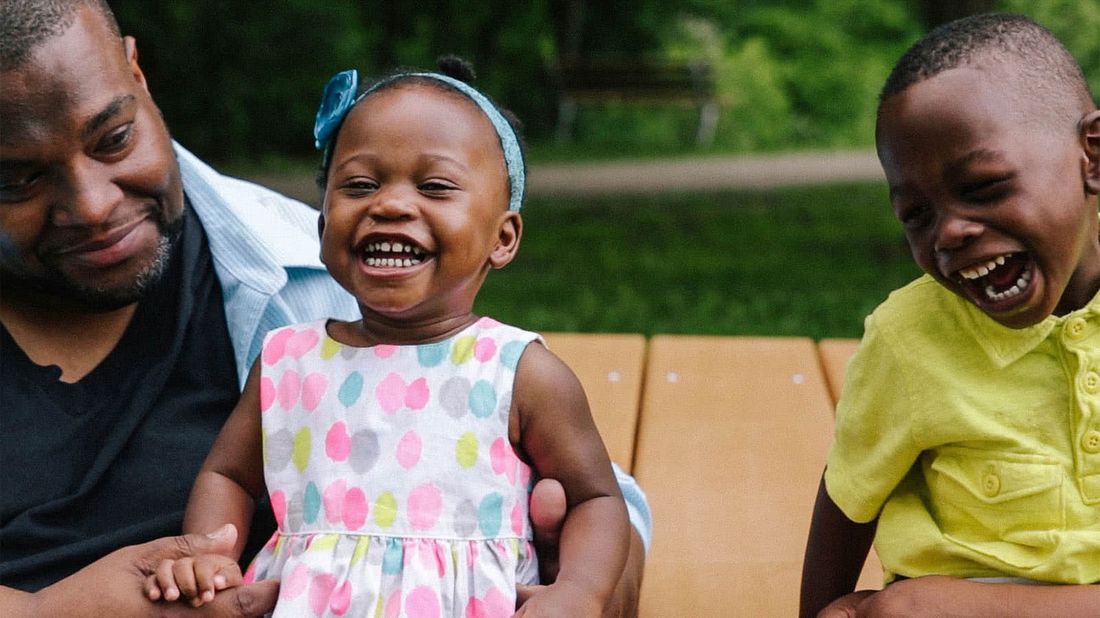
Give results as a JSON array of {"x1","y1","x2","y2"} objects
[{"x1": 0, "y1": 208, "x2": 266, "y2": 591}]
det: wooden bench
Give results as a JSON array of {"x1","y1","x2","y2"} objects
[
  {"x1": 550, "y1": 60, "x2": 720, "y2": 146},
  {"x1": 542, "y1": 332, "x2": 880, "y2": 616}
]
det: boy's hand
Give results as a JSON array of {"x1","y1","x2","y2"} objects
[{"x1": 145, "y1": 552, "x2": 242, "y2": 606}]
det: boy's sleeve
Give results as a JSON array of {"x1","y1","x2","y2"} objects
[
  {"x1": 613, "y1": 463, "x2": 652, "y2": 553},
  {"x1": 825, "y1": 313, "x2": 923, "y2": 523}
]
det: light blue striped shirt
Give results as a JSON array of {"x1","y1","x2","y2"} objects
[{"x1": 177, "y1": 143, "x2": 651, "y2": 550}]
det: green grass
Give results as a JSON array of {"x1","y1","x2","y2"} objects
[{"x1": 476, "y1": 182, "x2": 922, "y2": 340}]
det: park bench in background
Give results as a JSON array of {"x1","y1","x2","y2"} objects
[
  {"x1": 551, "y1": 60, "x2": 719, "y2": 146},
  {"x1": 542, "y1": 332, "x2": 881, "y2": 616}
]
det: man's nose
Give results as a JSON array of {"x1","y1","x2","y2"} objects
[{"x1": 51, "y1": 161, "x2": 124, "y2": 227}]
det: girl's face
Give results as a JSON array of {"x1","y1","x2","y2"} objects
[{"x1": 320, "y1": 83, "x2": 520, "y2": 331}]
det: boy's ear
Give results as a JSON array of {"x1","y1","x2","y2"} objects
[
  {"x1": 122, "y1": 36, "x2": 149, "y2": 92},
  {"x1": 489, "y1": 211, "x2": 522, "y2": 269},
  {"x1": 1082, "y1": 110, "x2": 1100, "y2": 195}
]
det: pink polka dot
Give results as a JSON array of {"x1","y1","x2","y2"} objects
[
  {"x1": 474, "y1": 337, "x2": 497, "y2": 362},
  {"x1": 405, "y1": 377, "x2": 429, "y2": 410},
  {"x1": 277, "y1": 370, "x2": 301, "y2": 410},
  {"x1": 396, "y1": 431, "x2": 422, "y2": 469},
  {"x1": 374, "y1": 345, "x2": 397, "y2": 359},
  {"x1": 384, "y1": 592, "x2": 402, "y2": 618},
  {"x1": 309, "y1": 573, "x2": 337, "y2": 617},
  {"x1": 326, "y1": 422, "x2": 352, "y2": 462},
  {"x1": 342, "y1": 487, "x2": 368, "y2": 530},
  {"x1": 406, "y1": 586, "x2": 440, "y2": 618},
  {"x1": 475, "y1": 316, "x2": 501, "y2": 329},
  {"x1": 270, "y1": 490, "x2": 287, "y2": 527},
  {"x1": 465, "y1": 588, "x2": 511, "y2": 618},
  {"x1": 511, "y1": 500, "x2": 524, "y2": 536},
  {"x1": 323, "y1": 479, "x2": 347, "y2": 524},
  {"x1": 286, "y1": 328, "x2": 320, "y2": 359},
  {"x1": 330, "y1": 580, "x2": 353, "y2": 615},
  {"x1": 259, "y1": 377, "x2": 276, "y2": 412},
  {"x1": 281, "y1": 563, "x2": 309, "y2": 600},
  {"x1": 241, "y1": 561, "x2": 257, "y2": 584},
  {"x1": 376, "y1": 373, "x2": 406, "y2": 414},
  {"x1": 489, "y1": 438, "x2": 517, "y2": 484},
  {"x1": 407, "y1": 483, "x2": 442, "y2": 531},
  {"x1": 263, "y1": 328, "x2": 294, "y2": 365},
  {"x1": 301, "y1": 373, "x2": 328, "y2": 412}
]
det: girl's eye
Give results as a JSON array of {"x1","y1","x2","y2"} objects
[
  {"x1": 341, "y1": 179, "x2": 378, "y2": 194},
  {"x1": 420, "y1": 180, "x2": 457, "y2": 193}
]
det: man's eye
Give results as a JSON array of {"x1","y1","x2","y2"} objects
[
  {"x1": 98, "y1": 124, "x2": 134, "y2": 153},
  {"x1": 0, "y1": 172, "x2": 42, "y2": 202}
]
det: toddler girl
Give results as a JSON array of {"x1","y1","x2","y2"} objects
[{"x1": 146, "y1": 57, "x2": 629, "y2": 617}]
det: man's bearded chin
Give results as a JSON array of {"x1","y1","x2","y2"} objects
[{"x1": 0, "y1": 213, "x2": 184, "y2": 313}]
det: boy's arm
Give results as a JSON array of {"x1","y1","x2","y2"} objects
[
  {"x1": 824, "y1": 576, "x2": 1100, "y2": 617},
  {"x1": 513, "y1": 342, "x2": 631, "y2": 613},
  {"x1": 182, "y1": 359, "x2": 268, "y2": 561},
  {"x1": 800, "y1": 471, "x2": 877, "y2": 618}
]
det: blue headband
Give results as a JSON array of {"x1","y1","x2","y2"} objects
[{"x1": 314, "y1": 69, "x2": 525, "y2": 212}]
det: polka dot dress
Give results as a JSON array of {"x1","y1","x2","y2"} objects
[{"x1": 245, "y1": 317, "x2": 539, "y2": 617}]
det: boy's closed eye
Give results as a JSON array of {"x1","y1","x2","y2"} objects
[{"x1": 959, "y1": 176, "x2": 1014, "y2": 203}]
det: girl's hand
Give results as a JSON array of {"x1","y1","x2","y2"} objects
[{"x1": 144, "y1": 549, "x2": 242, "y2": 607}]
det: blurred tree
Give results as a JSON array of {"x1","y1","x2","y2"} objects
[{"x1": 918, "y1": 0, "x2": 998, "y2": 28}]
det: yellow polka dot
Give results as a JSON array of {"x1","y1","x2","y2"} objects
[
  {"x1": 320, "y1": 336, "x2": 342, "y2": 360},
  {"x1": 351, "y1": 536, "x2": 370, "y2": 566},
  {"x1": 292, "y1": 427, "x2": 312, "y2": 472},
  {"x1": 456, "y1": 432, "x2": 479, "y2": 468},
  {"x1": 451, "y1": 336, "x2": 476, "y2": 364},
  {"x1": 309, "y1": 534, "x2": 338, "y2": 552},
  {"x1": 374, "y1": 491, "x2": 397, "y2": 528}
]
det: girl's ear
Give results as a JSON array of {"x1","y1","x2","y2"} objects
[
  {"x1": 1082, "y1": 110, "x2": 1100, "y2": 195},
  {"x1": 489, "y1": 211, "x2": 522, "y2": 269}
]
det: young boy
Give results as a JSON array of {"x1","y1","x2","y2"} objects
[{"x1": 801, "y1": 13, "x2": 1100, "y2": 617}]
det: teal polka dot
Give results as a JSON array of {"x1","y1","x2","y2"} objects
[
  {"x1": 382, "y1": 538, "x2": 404, "y2": 574},
  {"x1": 478, "y1": 493, "x2": 503, "y2": 537},
  {"x1": 417, "y1": 341, "x2": 448, "y2": 368},
  {"x1": 469, "y1": 381, "x2": 496, "y2": 418},
  {"x1": 303, "y1": 482, "x2": 321, "y2": 524},
  {"x1": 500, "y1": 341, "x2": 527, "y2": 371},
  {"x1": 338, "y1": 372, "x2": 363, "y2": 407}
]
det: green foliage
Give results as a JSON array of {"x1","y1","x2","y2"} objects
[
  {"x1": 477, "y1": 183, "x2": 922, "y2": 339},
  {"x1": 1001, "y1": 0, "x2": 1100, "y2": 101}
]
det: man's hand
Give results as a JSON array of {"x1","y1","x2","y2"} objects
[
  {"x1": 15, "y1": 524, "x2": 278, "y2": 618},
  {"x1": 517, "y1": 478, "x2": 643, "y2": 617}
]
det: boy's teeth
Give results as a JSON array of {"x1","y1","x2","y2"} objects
[
  {"x1": 959, "y1": 254, "x2": 1010, "y2": 280},
  {"x1": 982, "y1": 268, "x2": 1032, "y2": 302}
]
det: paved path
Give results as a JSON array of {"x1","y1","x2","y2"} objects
[{"x1": 244, "y1": 148, "x2": 884, "y2": 207}]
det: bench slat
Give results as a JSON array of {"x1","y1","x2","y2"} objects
[
  {"x1": 541, "y1": 333, "x2": 647, "y2": 472},
  {"x1": 634, "y1": 335, "x2": 835, "y2": 616}
]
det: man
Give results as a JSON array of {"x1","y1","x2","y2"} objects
[{"x1": 0, "y1": 1, "x2": 650, "y2": 615}]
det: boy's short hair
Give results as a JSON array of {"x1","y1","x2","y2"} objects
[
  {"x1": 878, "y1": 13, "x2": 1094, "y2": 129},
  {"x1": 0, "y1": 0, "x2": 119, "y2": 71}
]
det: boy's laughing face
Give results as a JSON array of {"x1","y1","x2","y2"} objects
[{"x1": 876, "y1": 62, "x2": 1100, "y2": 329}]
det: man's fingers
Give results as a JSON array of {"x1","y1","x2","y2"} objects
[
  {"x1": 204, "y1": 579, "x2": 280, "y2": 617},
  {"x1": 139, "y1": 524, "x2": 238, "y2": 572},
  {"x1": 515, "y1": 583, "x2": 547, "y2": 609},
  {"x1": 528, "y1": 478, "x2": 566, "y2": 583}
]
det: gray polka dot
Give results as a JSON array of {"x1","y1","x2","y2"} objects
[
  {"x1": 266, "y1": 429, "x2": 294, "y2": 472},
  {"x1": 340, "y1": 344, "x2": 359, "y2": 360},
  {"x1": 453, "y1": 499, "x2": 478, "y2": 536},
  {"x1": 440, "y1": 376, "x2": 471, "y2": 418},
  {"x1": 349, "y1": 429, "x2": 381, "y2": 474},
  {"x1": 496, "y1": 390, "x2": 512, "y2": 424}
]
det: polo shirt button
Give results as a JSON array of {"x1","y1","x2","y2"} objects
[
  {"x1": 1086, "y1": 372, "x2": 1100, "y2": 393},
  {"x1": 982, "y1": 472, "x2": 1001, "y2": 497},
  {"x1": 1083, "y1": 430, "x2": 1100, "y2": 454},
  {"x1": 1066, "y1": 317, "x2": 1088, "y2": 341}
]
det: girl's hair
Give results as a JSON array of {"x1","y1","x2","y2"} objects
[{"x1": 315, "y1": 56, "x2": 527, "y2": 198}]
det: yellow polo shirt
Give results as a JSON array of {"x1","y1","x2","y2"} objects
[{"x1": 826, "y1": 275, "x2": 1100, "y2": 584}]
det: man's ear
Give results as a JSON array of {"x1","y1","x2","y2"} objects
[
  {"x1": 1081, "y1": 109, "x2": 1100, "y2": 195},
  {"x1": 122, "y1": 36, "x2": 150, "y2": 92},
  {"x1": 489, "y1": 211, "x2": 522, "y2": 269}
]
